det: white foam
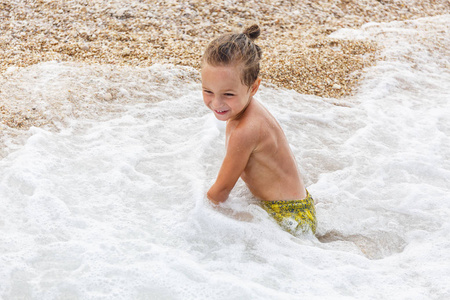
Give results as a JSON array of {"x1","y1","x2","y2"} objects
[{"x1": 1, "y1": 15, "x2": 450, "y2": 299}]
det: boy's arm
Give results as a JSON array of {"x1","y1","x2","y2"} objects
[{"x1": 207, "y1": 127, "x2": 257, "y2": 204}]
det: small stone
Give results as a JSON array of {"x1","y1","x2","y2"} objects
[
  {"x1": 103, "y1": 93, "x2": 113, "y2": 101},
  {"x1": 122, "y1": 48, "x2": 131, "y2": 55},
  {"x1": 332, "y1": 84, "x2": 342, "y2": 90},
  {"x1": 116, "y1": 8, "x2": 127, "y2": 17}
]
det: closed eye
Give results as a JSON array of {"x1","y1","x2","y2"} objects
[
  {"x1": 203, "y1": 89, "x2": 213, "y2": 94},
  {"x1": 224, "y1": 93, "x2": 235, "y2": 97}
]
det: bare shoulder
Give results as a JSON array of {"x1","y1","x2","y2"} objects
[
  {"x1": 226, "y1": 119, "x2": 259, "y2": 150},
  {"x1": 226, "y1": 101, "x2": 265, "y2": 146}
]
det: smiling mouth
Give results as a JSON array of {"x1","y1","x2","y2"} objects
[{"x1": 215, "y1": 110, "x2": 228, "y2": 115}]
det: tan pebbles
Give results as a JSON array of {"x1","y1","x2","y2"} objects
[{"x1": 1, "y1": 0, "x2": 449, "y2": 130}]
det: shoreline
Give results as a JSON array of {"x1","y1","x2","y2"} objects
[{"x1": 1, "y1": 0, "x2": 449, "y2": 130}]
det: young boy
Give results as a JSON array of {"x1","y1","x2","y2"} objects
[{"x1": 201, "y1": 25, "x2": 316, "y2": 234}]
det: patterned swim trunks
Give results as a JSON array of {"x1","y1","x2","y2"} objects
[{"x1": 261, "y1": 190, "x2": 317, "y2": 235}]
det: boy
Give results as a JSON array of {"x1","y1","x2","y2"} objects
[{"x1": 201, "y1": 25, "x2": 316, "y2": 234}]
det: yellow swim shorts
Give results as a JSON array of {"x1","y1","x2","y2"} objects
[{"x1": 261, "y1": 190, "x2": 317, "y2": 234}]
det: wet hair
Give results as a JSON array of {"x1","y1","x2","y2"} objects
[{"x1": 202, "y1": 24, "x2": 262, "y2": 87}]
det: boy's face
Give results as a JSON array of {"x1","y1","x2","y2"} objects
[{"x1": 201, "y1": 63, "x2": 260, "y2": 121}]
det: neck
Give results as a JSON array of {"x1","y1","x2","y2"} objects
[{"x1": 230, "y1": 97, "x2": 253, "y2": 122}]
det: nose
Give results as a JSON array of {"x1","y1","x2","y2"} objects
[{"x1": 211, "y1": 95, "x2": 223, "y2": 108}]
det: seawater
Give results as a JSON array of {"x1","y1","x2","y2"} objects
[{"x1": 0, "y1": 15, "x2": 449, "y2": 300}]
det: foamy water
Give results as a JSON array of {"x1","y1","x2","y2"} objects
[{"x1": 1, "y1": 15, "x2": 449, "y2": 299}]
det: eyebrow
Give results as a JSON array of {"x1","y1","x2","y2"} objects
[{"x1": 202, "y1": 86, "x2": 236, "y2": 93}]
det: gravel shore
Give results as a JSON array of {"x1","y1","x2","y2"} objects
[{"x1": 1, "y1": 0, "x2": 449, "y2": 130}]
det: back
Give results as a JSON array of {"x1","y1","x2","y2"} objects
[{"x1": 228, "y1": 98, "x2": 307, "y2": 201}]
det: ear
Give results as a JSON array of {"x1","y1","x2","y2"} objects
[{"x1": 250, "y1": 77, "x2": 261, "y2": 96}]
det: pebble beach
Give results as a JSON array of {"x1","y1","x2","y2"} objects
[{"x1": 1, "y1": 0, "x2": 449, "y2": 130}]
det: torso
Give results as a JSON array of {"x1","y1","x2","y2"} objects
[{"x1": 226, "y1": 99, "x2": 306, "y2": 201}]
